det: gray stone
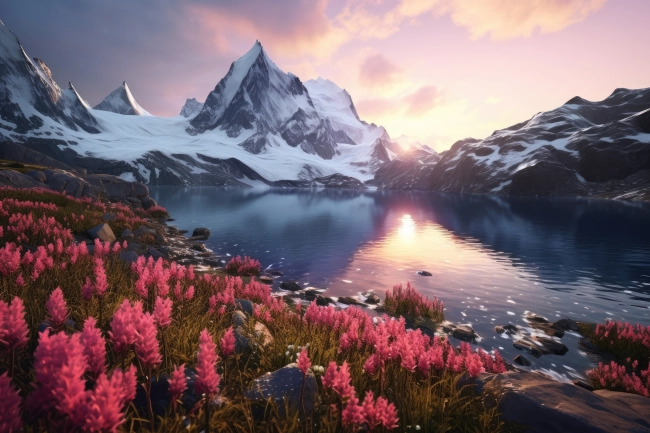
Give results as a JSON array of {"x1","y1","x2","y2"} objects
[
  {"x1": 126, "y1": 197, "x2": 143, "y2": 208},
  {"x1": 235, "y1": 299, "x2": 254, "y2": 316},
  {"x1": 233, "y1": 311, "x2": 247, "y2": 327},
  {"x1": 119, "y1": 251, "x2": 139, "y2": 263},
  {"x1": 192, "y1": 227, "x2": 210, "y2": 239},
  {"x1": 514, "y1": 355, "x2": 531, "y2": 367},
  {"x1": 191, "y1": 243, "x2": 207, "y2": 252},
  {"x1": 134, "y1": 226, "x2": 156, "y2": 238},
  {"x1": 141, "y1": 196, "x2": 158, "y2": 211},
  {"x1": 87, "y1": 223, "x2": 116, "y2": 243},
  {"x1": 259, "y1": 275, "x2": 273, "y2": 284},
  {"x1": 0, "y1": 169, "x2": 47, "y2": 189},
  {"x1": 121, "y1": 229, "x2": 134, "y2": 239},
  {"x1": 495, "y1": 324, "x2": 520, "y2": 335},
  {"x1": 452, "y1": 325, "x2": 478, "y2": 342},
  {"x1": 364, "y1": 292, "x2": 381, "y2": 304},
  {"x1": 244, "y1": 363, "x2": 318, "y2": 417},
  {"x1": 513, "y1": 336, "x2": 568, "y2": 358},
  {"x1": 25, "y1": 170, "x2": 46, "y2": 182},
  {"x1": 280, "y1": 281, "x2": 302, "y2": 292},
  {"x1": 554, "y1": 318, "x2": 579, "y2": 332},
  {"x1": 573, "y1": 379, "x2": 594, "y2": 392},
  {"x1": 417, "y1": 270, "x2": 433, "y2": 276},
  {"x1": 481, "y1": 370, "x2": 650, "y2": 433},
  {"x1": 337, "y1": 296, "x2": 363, "y2": 306},
  {"x1": 148, "y1": 247, "x2": 167, "y2": 259}
]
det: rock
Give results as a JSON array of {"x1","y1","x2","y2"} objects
[
  {"x1": 167, "y1": 226, "x2": 180, "y2": 236},
  {"x1": 148, "y1": 247, "x2": 167, "y2": 259},
  {"x1": 573, "y1": 379, "x2": 594, "y2": 392},
  {"x1": 513, "y1": 336, "x2": 568, "y2": 357},
  {"x1": 525, "y1": 313, "x2": 549, "y2": 323},
  {"x1": 120, "y1": 229, "x2": 134, "y2": 239},
  {"x1": 258, "y1": 275, "x2": 273, "y2": 284},
  {"x1": 102, "y1": 213, "x2": 116, "y2": 222},
  {"x1": 134, "y1": 226, "x2": 156, "y2": 238},
  {"x1": 452, "y1": 325, "x2": 478, "y2": 342},
  {"x1": 266, "y1": 270, "x2": 284, "y2": 276},
  {"x1": 254, "y1": 322, "x2": 273, "y2": 346},
  {"x1": 154, "y1": 235, "x2": 166, "y2": 243},
  {"x1": 87, "y1": 223, "x2": 116, "y2": 243},
  {"x1": 316, "y1": 295, "x2": 334, "y2": 306},
  {"x1": 191, "y1": 243, "x2": 207, "y2": 252},
  {"x1": 514, "y1": 355, "x2": 531, "y2": 367},
  {"x1": 481, "y1": 370, "x2": 650, "y2": 433},
  {"x1": 579, "y1": 338, "x2": 600, "y2": 352},
  {"x1": 495, "y1": 324, "x2": 520, "y2": 335},
  {"x1": 554, "y1": 318, "x2": 579, "y2": 332},
  {"x1": 280, "y1": 281, "x2": 302, "y2": 292},
  {"x1": 126, "y1": 197, "x2": 143, "y2": 208},
  {"x1": 192, "y1": 228, "x2": 210, "y2": 239},
  {"x1": 25, "y1": 170, "x2": 46, "y2": 182},
  {"x1": 244, "y1": 363, "x2": 318, "y2": 417},
  {"x1": 416, "y1": 270, "x2": 433, "y2": 276},
  {"x1": 141, "y1": 196, "x2": 158, "y2": 211},
  {"x1": 119, "y1": 251, "x2": 139, "y2": 263},
  {"x1": 235, "y1": 299, "x2": 254, "y2": 316},
  {"x1": 337, "y1": 296, "x2": 363, "y2": 306},
  {"x1": 234, "y1": 322, "x2": 273, "y2": 354},
  {"x1": 73, "y1": 234, "x2": 93, "y2": 245},
  {"x1": 531, "y1": 322, "x2": 565, "y2": 338},
  {"x1": 0, "y1": 169, "x2": 48, "y2": 189},
  {"x1": 363, "y1": 292, "x2": 380, "y2": 304},
  {"x1": 233, "y1": 311, "x2": 247, "y2": 327}
]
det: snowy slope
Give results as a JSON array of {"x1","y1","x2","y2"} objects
[{"x1": 94, "y1": 81, "x2": 151, "y2": 116}]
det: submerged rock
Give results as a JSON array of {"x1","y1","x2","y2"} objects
[
  {"x1": 513, "y1": 355, "x2": 531, "y2": 367},
  {"x1": 280, "y1": 281, "x2": 302, "y2": 292},
  {"x1": 495, "y1": 324, "x2": 520, "y2": 335},
  {"x1": 416, "y1": 270, "x2": 433, "y2": 276},
  {"x1": 192, "y1": 227, "x2": 210, "y2": 239},
  {"x1": 442, "y1": 321, "x2": 479, "y2": 342},
  {"x1": 363, "y1": 292, "x2": 381, "y2": 304},
  {"x1": 259, "y1": 275, "x2": 273, "y2": 284},
  {"x1": 513, "y1": 336, "x2": 568, "y2": 358}
]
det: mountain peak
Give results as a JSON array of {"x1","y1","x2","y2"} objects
[
  {"x1": 94, "y1": 81, "x2": 150, "y2": 116},
  {"x1": 180, "y1": 97, "x2": 204, "y2": 118}
]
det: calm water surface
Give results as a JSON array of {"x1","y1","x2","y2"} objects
[{"x1": 150, "y1": 187, "x2": 650, "y2": 379}]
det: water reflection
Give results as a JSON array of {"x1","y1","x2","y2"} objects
[{"x1": 150, "y1": 186, "x2": 650, "y2": 376}]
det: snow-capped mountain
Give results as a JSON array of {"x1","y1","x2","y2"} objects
[
  {"x1": 94, "y1": 81, "x2": 150, "y2": 116},
  {"x1": 0, "y1": 22, "x2": 399, "y2": 187},
  {"x1": 426, "y1": 88, "x2": 650, "y2": 199},
  {"x1": 180, "y1": 98, "x2": 203, "y2": 118}
]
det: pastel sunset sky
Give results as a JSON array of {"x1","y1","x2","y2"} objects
[{"x1": 1, "y1": 0, "x2": 649, "y2": 150}]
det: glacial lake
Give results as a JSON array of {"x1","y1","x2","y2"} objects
[{"x1": 150, "y1": 186, "x2": 650, "y2": 380}]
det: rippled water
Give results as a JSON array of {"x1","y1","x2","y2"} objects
[{"x1": 150, "y1": 186, "x2": 650, "y2": 379}]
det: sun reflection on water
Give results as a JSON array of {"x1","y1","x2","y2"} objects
[{"x1": 397, "y1": 214, "x2": 416, "y2": 240}]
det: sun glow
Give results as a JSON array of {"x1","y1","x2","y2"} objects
[{"x1": 397, "y1": 214, "x2": 416, "y2": 239}]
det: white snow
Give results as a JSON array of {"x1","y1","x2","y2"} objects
[{"x1": 94, "y1": 82, "x2": 150, "y2": 116}]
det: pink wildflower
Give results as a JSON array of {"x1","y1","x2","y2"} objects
[
  {"x1": 94, "y1": 258, "x2": 108, "y2": 298},
  {"x1": 80, "y1": 317, "x2": 106, "y2": 379},
  {"x1": 375, "y1": 396, "x2": 399, "y2": 430},
  {"x1": 108, "y1": 299, "x2": 143, "y2": 354},
  {"x1": 184, "y1": 285, "x2": 195, "y2": 300},
  {"x1": 80, "y1": 369, "x2": 132, "y2": 432},
  {"x1": 220, "y1": 327, "x2": 236, "y2": 358},
  {"x1": 153, "y1": 296, "x2": 173, "y2": 329},
  {"x1": 169, "y1": 364, "x2": 187, "y2": 403},
  {"x1": 342, "y1": 394, "x2": 364, "y2": 427},
  {"x1": 195, "y1": 328, "x2": 221, "y2": 396},
  {"x1": 82, "y1": 277, "x2": 94, "y2": 302},
  {"x1": 0, "y1": 372, "x2": 22, "y2": 433},
  {"x1": 322, "y1": 361, "x2": 338, "y2": 388},
  {"x1": 0, "y1": 297, "x2": 29, "y2": 350},
  {"x1": 134, "y1": 313, "x2": 162, "y2": 369},
  {"x1": 331, "y1": 361, "x2": 355, "y2": 401},
  {"x1": 297, "y1": 346, "x2": 311, "y2": 375},
  {"x1": 15, "y1": 273, "x2": 24, "y2": 287},
  {"x1": 46, "y1": 287, "x2": 69, "y2": 329}
]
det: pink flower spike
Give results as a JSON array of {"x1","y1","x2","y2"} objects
[
  {"x1": 109, "y1": 299, "x2": 143, "y2": 354},
  {"x1": 81, "y1": 371, "x2": 127, "y2": 432},
  {"x1": 341, "y1": 394, "x2": 364, "y2": 427},
  {"x1": 153, "y1": 296, "x2": 173, "y2": 329},
  {"x1": 134, "y1": 313, "x2": 162, "y2": 369},
  {"x1": 169, "y1": 364, "x2": 187, "y2": 403},
  {"x1": 297, "y1": 347, "x2": 311, "y2": 375},
  {"x1": 81, "y1": 317, "x2": 106, "y2": 379},
  {"x1": 376, "y1": 397, "x2": 399, "y2": 430},
  {"x1": 46, "y1": 287, "x2": 69, "y2": 329},
  {"x1": 93, "y1": 257, "x2": 108, "y2": 298},
  {"x1": 82, "y1": 277, "x2": 95, "y2": 302},
  {"x1": 185, "y1": 285, "x2": 195, "y2": 300},
  {"x1": 15, "y1": 273, "x2": 24, "y2": 287},
  {"x1": 322, "y1": 361, "x2": 338, "y2": 389},
  {"x1": 0, "y1": 372, "x2": 22, "y2": 432},
  {"x1": 0, "y1": 297, "x2": 29, "y2": 350},
  {"x1": 220, "y1": 327, "x2": 236, "y2": 358},
  {"x1": 195, "y1": 328, "x2": 221, "y2": 397},
  {"x1": 361, "y1": 390, "x2": 380, "y2": 430}
]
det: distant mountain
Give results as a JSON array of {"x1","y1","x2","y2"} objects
[
  {"x1": 0, "y1": 24, "x2": 398, "y2": 187},
  {"x1": 94, "y1": 81, "x2": 150, "y2": 116},
  {"x1": 426, "y1": 88, "x2": 650, "y2": 200},
  {"x1": 180, "y1": 98, "x2": 203, "y2": 118},
  {"x1": 0, "y1": 19, "x2": 648, "y2": 201}
]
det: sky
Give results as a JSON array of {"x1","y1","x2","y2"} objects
[{"x1": 1, "y1": 0, "x2": 649, "y2": 151}]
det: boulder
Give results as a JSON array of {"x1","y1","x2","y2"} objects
[
  {"x1": 417, "y1": 270, "x2": 433, "y2": 276},
  {"x1": 554, "y1": 318, "x2": 579, "y2": 332},
  {"x1": 191, "y1": 243, "x2": 207, "y2": 252},
  {"x1": 192, "y1": 228, "x2": 210, "y2": 239},
  {"x1": 141, "y1": 196, "x2": 158, "y2": 210},
  {"x1": 234, "y1": 322, "x2": 273, "y2": 353},
  {"x1": 121, "y1": 229, "x2": 134, "y2": 239},
  {"x1": 363, "y1": 292, "x2": 381, "y2": 304},
  {"x1": 0, "y1": 169, "x2": 47, "y2": 189},
  {"x1": 87, "y1": 223, "x2": 116, "y2": 243},
  {"x1": 244, "y1": 363, "x2": 318, "y2": 417},
  {"x1": 513, "y1": 336, "x2": 568, "y2": 358},
  {"x1": 235, "y1": 299, "x2": 254, "y2": 316},
  {"x1": 495, "y1": 324, "x2": 520, "y2": 335},
  {"x1": 148, "y1": 247, "x2": 167, "y2": 260},
  {"x1": 442, "y1": 322, "x2": 479, "y2": 342},
  {"x1": 280, "y1": 281, "x2": 302, "y2": 292},
  {"x1": 259, "y1": 275, "x2": 273, "y2": 284},
  {"x1": 481, "y1": 370, "x2": 650, "y2": 433},
  {"x1": 134, "y1": 226, "x2": 156, "y2": 238},
  {"x1": 513, "y1": 355, "x2": 531, "y2": 367},
  {"x1": 337, "y1": 296, "x2": 364, "y2": 306},
  {"x1": 126, "y1": 197, "x2": 143, "y2": 209},
  {"x1": 25, "y1": 170, "x2": 46, "y2": 182},
  {"x1": 233, "y1": 311, "x2": 247, "y2": 327}
]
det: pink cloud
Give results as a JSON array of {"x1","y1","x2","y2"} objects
[
  {"x1": 356, "y1": 85, "x2": 441, "y2": 118},
  {"x1": 402, "y1": 85, "x2": 440, "y2": 116},
  {"x1": 436, "y1": 0, "x2": 608, "y2": 39},
  {"x1": 359, "y1": 54, "x2": 402, "y2": 87}
]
